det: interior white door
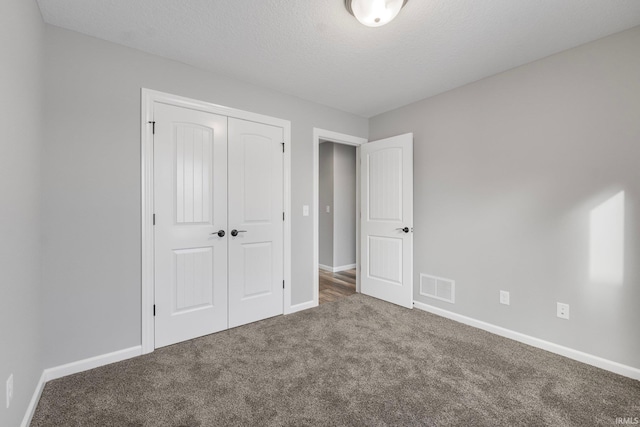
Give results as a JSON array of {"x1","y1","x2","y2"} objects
[
  {"x1": 154, "y1": 103, "x2": 228, "y2": 348},
  {"x1": 228, "y1": 118, "x2": 284, "y2": 328},
  {"x1": 360, "y1": 133, "x2": 413, "y2": 308}
]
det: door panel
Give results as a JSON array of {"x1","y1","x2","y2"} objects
[
  {"x1": 154, "y1": 103, "x2": 228, "y2": 348},
  {"x1": 228, "y1": 118, "x2": 284, "y2": 328},
  {"x1": 361, "y1": 133, "x2": 413, "y2": 308},
  {"x1": 368, "y1": 148, "x2": 403, "y2": 221},
  {"x1": 241, "y1": 135, "x2": 274, "y2": 222},
  {"x1": 173, "y1": 247, "x2": 214, "y2": 312},
  {"x1": 368, "y1": 235, "x2": 403, "y2": 285},
  {"x1": 175, "y1": 124, "x2": 213, "y2": 224},
  {"x1": 241, "y1": 242, "x2": 273, "y2": 298}
]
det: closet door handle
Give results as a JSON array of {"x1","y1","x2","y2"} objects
[
  {"x1": 231, "y1": 229, "x2": 247, "y2": 237},
  {"x1": 211, "y1": 230, "x2": 225, "y2": 237},
  {"x1": 396, "y1": 227, "x2": 410, "y2": 233}
]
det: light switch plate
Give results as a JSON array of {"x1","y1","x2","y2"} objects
[
  {"x1": 302, "y1": 205, "x2": 309, "y2": 216},
  {"x1": 499, "y1": 290, "x2": 510, "y2": 305}
]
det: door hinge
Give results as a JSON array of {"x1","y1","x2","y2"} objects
[
  {"x1": 153, "y1": 214, "x2": 156, "y2": 225},
  {"x1": 283, "y1": 212, "x2": 285, "y2": 221},
  {"x1": 281, "y1": 142, "x2": 284, "y2": 153},
  {"x1": 283, "y1": 280, "x2": 285, "y2": 289},
  {"x1": 153, "y1": 304, "x2": 156, "y2": 316},
  {"x1": 148, "y1": 121, "x2": 156, "y2": 134}
]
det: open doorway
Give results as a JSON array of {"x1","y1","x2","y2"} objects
[
  {"x1": 319, "y1": 141, "x2": 357, "y2": 304},
  {"x1": 313, "y1": 128, "x2": 367, "y2": 307}
]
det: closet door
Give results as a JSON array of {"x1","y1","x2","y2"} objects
[
  {"x1": 227, "y1": 118, "x2": 284, "y2": 328},
  {"x1": 154, "y1": 103, "x2": 228, "y2": 348}
]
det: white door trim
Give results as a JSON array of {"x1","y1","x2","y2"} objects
[
  {"x1": 141, "y1": 89, "x2": 292, "y2": 354},
  {"x1": 313, "y1": 128, "x2": 367, "y2": 307}
]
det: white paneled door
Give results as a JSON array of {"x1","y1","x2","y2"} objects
[
  {"x1": 154, "y1": 103, "x2": 229, "y2": 348},
  {"x1": 360, "y1": 133, "x2": 413, "y2": 308},
  {"x1": 154, "y1": 104, "x2": 284, "y2": 348},
  {"x1": 228, "y1": 118, "x2": 284, "y2": 328}
]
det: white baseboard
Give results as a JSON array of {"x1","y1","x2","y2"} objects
[
  {"x1": 22, "y1": 346, "x2": 142, "y2": 426},
  {"x1": 285, "y1": 300, "x2": 317, "y2": 315},
  {"x1": 43, "y1": 346, "x2": 142, "y2": 382},
  {"x1": 413, "y1": 301, "x2": 640, "y2": 381},
  {"x1": 21, "y1": 371, "x2": 46, "y2": 427},
  {"x1": 334, "y1": 263, "x2": 356, "y2": 272},
  {"x1": 319, "y1": 263, "x2": 356, "y2": 273}
]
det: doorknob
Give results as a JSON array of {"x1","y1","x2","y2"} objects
[
  {"x1": 396, "y1": 227, "x2": 410, "y2": 233},
  {"x1": 230, "y1": 229, "x2": 247, "y2": 237},
  {"x1": 211, "y1": 230, "x2": 225, "y2": 237}
]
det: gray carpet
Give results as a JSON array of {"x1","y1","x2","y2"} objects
[{"x1": 31, "y1": 294, "x2": 639, "y2": 426}]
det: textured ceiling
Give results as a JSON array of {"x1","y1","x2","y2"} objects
[{"x1": 37, "y1": 0, "x2": 640, "y2": 117}]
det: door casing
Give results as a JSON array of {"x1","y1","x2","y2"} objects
[
  {"x1": 141, "y1": 89, "x2": 292, "y2": 354},
  {"x1": 312, "y1": 128, "x2": 368, "y2": 307}
]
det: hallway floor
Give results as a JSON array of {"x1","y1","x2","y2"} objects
[{"x1": 319, "y1": 268, "x2": 356, "y2": 304}]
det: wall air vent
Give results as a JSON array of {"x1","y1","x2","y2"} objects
[{"x1": 420, "y1": 273, "x2": 455, "y2": 304}]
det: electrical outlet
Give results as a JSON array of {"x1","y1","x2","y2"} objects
[
  {"x1": 326, "y1": 205, "x2": 331, "y2": 213},
  {"x1": 302, "y1": 205, "x2": 309, "y2": 216},
  {"x1": 557, "y1": 302, "x2": 570, "y2": 320},
  {"x1": 6, "y1": 374, "x2": 13, "y2": 408},
  {"x1": 499, "y1": 290, "x2": 510, "y2": 305}
]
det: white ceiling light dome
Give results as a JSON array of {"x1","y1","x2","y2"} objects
[{"x1": 345, "y1": 0, "x2": 409, "y2": 27}]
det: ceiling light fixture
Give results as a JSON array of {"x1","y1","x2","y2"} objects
[{"x1": 345, "y1": 0, "x2": 408, "y2": 27}]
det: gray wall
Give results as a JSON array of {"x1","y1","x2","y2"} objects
[
  {"x1": 41, "y1": 25, "x2": 368, "y2": 368},
  {"x1": 369, "y1": 26, "x2": 640, "y2": 369},
  {"x1": 332, "y1": 144, "x2": 357, "y2": 268},
  {"x1": 0, "y1": 0, "x2": 44, "y2": 425},
  {"x1": 319, "y1": 142, "x2": 334, "y2": 267}
]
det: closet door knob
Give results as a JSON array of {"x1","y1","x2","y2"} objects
[
  {"x1": 231, "y1": 229, "x2": 247, "y2": 237},
  {"x1": 396, "y1": 227, "x2": 410, "y2": 233},
  {"x1": 211, "y1": 230, "x2": 225, "y2": 237}
]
